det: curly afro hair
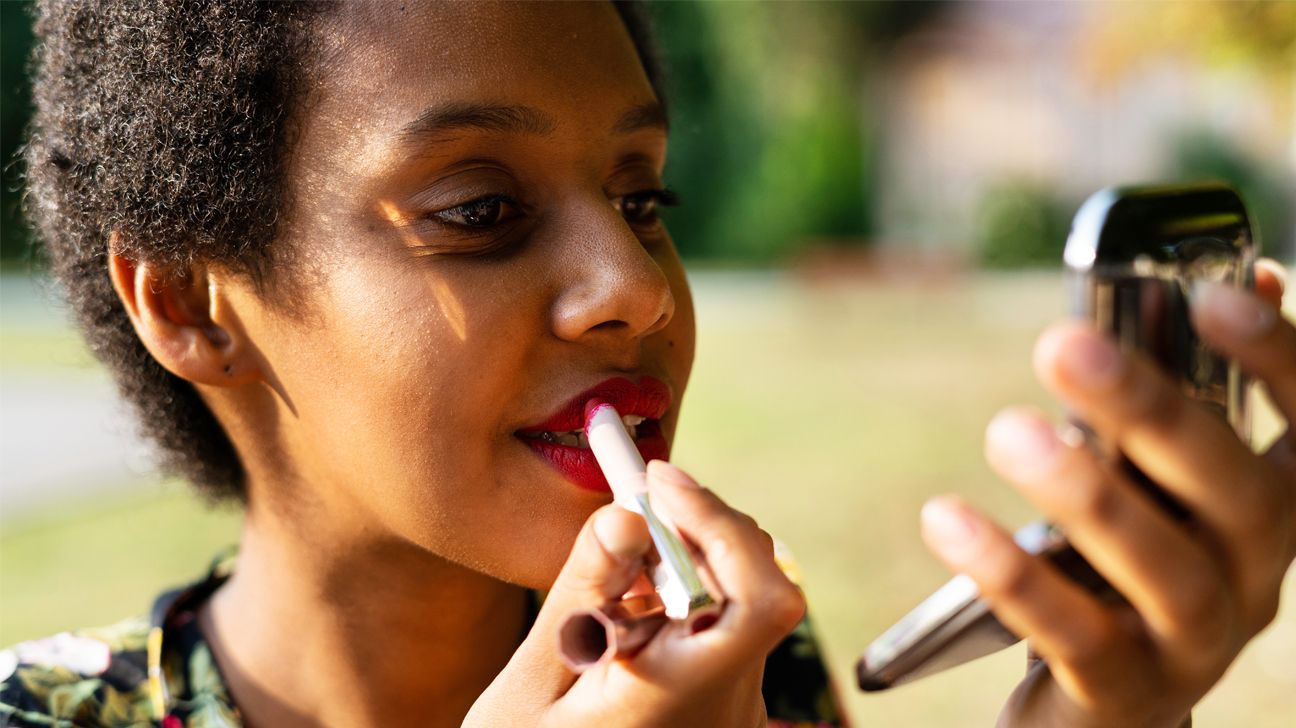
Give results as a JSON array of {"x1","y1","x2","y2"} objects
[{"x1": 24, "y1": 0, "x2": 666, "y2": 502}]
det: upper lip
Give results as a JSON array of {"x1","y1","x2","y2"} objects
[{"x1": 517, "y1": 376, "x2": 672, "y2": 434}]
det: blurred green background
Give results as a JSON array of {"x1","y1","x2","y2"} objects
[
  {"x1": 2, "y1": 1, "x2": 1294, "y2": 726},
  {"x1": 4, "y1": 1, "x2": 1295, "y2": 268}
]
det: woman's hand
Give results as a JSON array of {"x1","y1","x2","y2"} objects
[
  {"x1": 463, "y1": 460, "x2": 805, "y2": 728},
  {"x1": 921, "y1": 260, "x2": 1293, "y2": 728}
]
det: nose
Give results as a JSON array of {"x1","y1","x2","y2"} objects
[{"x1": 551, "y1": 203, "x2": 676, "y2": 345}]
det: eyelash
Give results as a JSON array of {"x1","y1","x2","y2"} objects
[
  {"x1": 428, "y1": 187, "x2": 681, "y2": 232},
  {"x1": 429, "y1": 194, "x2": 521, "y2": 230},
  {"x1": 616, "y1": 187, "x2": 680, "y2": 228}
]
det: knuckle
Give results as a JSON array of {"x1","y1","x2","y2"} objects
[
  {"x1": 757, "y1": 581, "x2": 807, "y2": 632},
  {"x1": 1059, "y1": 612, "x2": 1122, "y2": 666},
  {"x1": 1123, "y1": 377, "x2": 1185, "y2": 434},
  {"x1": 1224, "y1": 576, "x2": 1279, "y2": 643},
  {"x1": 566, "y1": 550, "x2": 616, "y2": 592},
  {"x1": 1068, "y1": 470, "x2": 1122, "y2": 524},
  {"x1": 686, "y1": 485, "x2": 727, "y2": 514},
  {"x1": 1237, "y1": 567, "x2": 1285, "y2": 637},
  {"x1": 1226, "y1": 471, "x2": 1294, "y2": 563},
  {"x1": 555, "y1": 568, "x2": 602, "y2": 603},
  {"x1": 708, "y1": 506, "x2": 761, "y2": 544},
  {"x1": 1265, "y1": 432, "x2": 1296, "y2": 485},
  {"x1": 700, "y1": 527, "x2": 736, "y2": 563},
  {"x1": 734, "y1": 511, "x2": 760, "y2": 534},
  {"x1": 1165, "y1": 574, "x2": 1234, "y2": 657},
  {"x1": 669, "y1": 486, "x2": 730, "y2": 528},
  {"x1": 703, "y1": 490, "x2": 747, "y2": 526},
  {"x1": 1248, "y1": 593, "x2": 1280, "y2": 635},
  {"x1": 1172, "y1": 572, "x2": 1227, "y2": 628},
  {"x1": 1251, "y1": 459, "x2": 1289, "y2": 510},
  {"x1": 1237, "y1": 503, "x2": 1288, "y2": 562}
]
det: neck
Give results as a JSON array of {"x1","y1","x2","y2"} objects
[{"x1": 200, "y1": 498, "x2": 528, "y2": 728}]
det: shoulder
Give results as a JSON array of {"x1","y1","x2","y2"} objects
[{"x1": 0, "y1": 616, "x2": 157, "y2": 728}]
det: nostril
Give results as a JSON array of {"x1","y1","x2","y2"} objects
[
  {"x1": 645, "y1": 310, "x2": 671, "y2": 335},
  {"x1": 590, "y1": 320, "x2": 630, "y2": 332}
]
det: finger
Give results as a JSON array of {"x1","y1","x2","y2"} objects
[
  {"x1": 1251, "y1": 260, "x2": 1296, "y2": 499},
  {"x1": 1193, "y1": 279, "x2": 1296, "y2": 427},
  {"x1": 1033, "y1": 322, "x2": 1280, "y2": 561},
  {"x1": 645, "y1": 461, "x2": 805, "y2": 651},
  {"x1": 1255, "y1": 257, "x2": 1286, "y2": 310},
  {"x1": 1265, "y1": 432, "x2": 1296, "y2": 480},
  {"x1": 550, "y1": 636, "x2": 769, "y2": 727},
  {"x1": 997, "y1": 655, "x2": 1155, "y2": 728},
  {"x1": 920, "y1": 496, "x2": 1139, "y2": 701},
  {"x1": 985, "y1": 409, "x2": 1236, "y2": 666},
  {"x1": 514, "y1": 505, "x2": 652, "y2": 691}
]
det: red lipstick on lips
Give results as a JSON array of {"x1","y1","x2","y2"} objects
[{"x1": 516, "y1": 377, "x2": 671, "y2": 493}]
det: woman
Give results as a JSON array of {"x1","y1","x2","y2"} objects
[{"x1": 4, "y1": 2, "x2": 1293, "y2": 727}]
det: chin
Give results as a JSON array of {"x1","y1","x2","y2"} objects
[
  {"x1": 483, "y1": 500, "x2": 599, "y2": 591},
  {"x1": 493, "y1": 543, "x2": 575, "y2": 591}
]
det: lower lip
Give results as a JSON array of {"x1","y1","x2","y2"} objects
[{"x1": 518, "y1": 421, "x2": 669, "y2": 493}]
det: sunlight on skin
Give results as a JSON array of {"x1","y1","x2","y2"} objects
[
  {"x1": 431, "y1": 278, "x2": 468, "y2": 342},
  {"x1": 375, "y1": 199, "x2": 468, "y2": 341}
]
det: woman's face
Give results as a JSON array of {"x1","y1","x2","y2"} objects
[{"x1": 227, "y1": 2, "x2": 694, "y2": 587}]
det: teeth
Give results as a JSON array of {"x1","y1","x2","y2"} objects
[
  {"x1": 621, "y1": 415, "x2": 645, "y2": 439},
  {"x1": 529, "y1": 414, "x2": 649, "y2": 448}
]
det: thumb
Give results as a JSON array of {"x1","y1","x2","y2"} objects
[
  {"x1": 546, "y1": 504, "x2": 654, "y2": 613},
  {"x1": 508, "y1": 504, "x2": 653, "y2": 696},
  {"x1": 1255, "y1": 257, "x2": 1285, "y2": 311}
]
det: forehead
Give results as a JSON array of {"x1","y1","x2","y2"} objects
[{"x1": 304, "y1": 1, "x2": 655, "y2": 160}]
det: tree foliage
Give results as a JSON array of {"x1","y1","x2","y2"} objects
[
  {"x1": 651, "y1": 1, "x2": 926, "y2": 262},
  {"x1": 1, "y1": 1, "x2": 36, "y2": 268}
]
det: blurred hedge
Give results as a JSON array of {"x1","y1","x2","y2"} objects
[
  {"x1": 1, "y1": 1, "x2": 35, "y2": 269},
  {"x1": 974, "y1": 130, "x2": 1295, "y2": 269},
  {"x1": 975, "y1": 183, "x2": 1073, "y2": 269},
  {"x1": 649, "y1": 2, "x2": 943, "y2": 262}
]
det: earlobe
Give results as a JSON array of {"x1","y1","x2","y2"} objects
[{"x1": 107, "y1": 234, "x2": 258, "y2": 387}]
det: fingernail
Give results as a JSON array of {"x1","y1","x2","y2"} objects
[
  {"x1": 1194, "y1": 281, "x2": 1275, "y2": 340},
  {"x1": 593, "y1": 508, "x2": 650, "y2": 561},
  {"x1": 647, "y1": 460, "x2": 700, "y2": 489},
  {"x1": 921, "y1": 497, "x2": 979, "y2": 560},
  {"x1": 1059, "y1": 329, "x2": 1123, "y2": 388},
  {"x1": 986, "y1": 410, "x2": 1061, "y2": 481}
]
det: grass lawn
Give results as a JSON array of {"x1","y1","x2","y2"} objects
[{"x1": 2, "y1": 270, "x2": 1293, "y2": 726}]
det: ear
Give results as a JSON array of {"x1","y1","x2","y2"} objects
[{"x1": 108, "y1": 233, "x2": 260, "y2": 387}]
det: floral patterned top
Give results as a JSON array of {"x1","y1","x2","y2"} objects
[{"x1": 1, "y1": 548, "x2": 846, "y2": 727}]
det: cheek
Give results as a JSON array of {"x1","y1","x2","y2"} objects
[
  {"x1": 282, "y1": 263, "x2": 503, "y2": 490},
  {"x1": 663, "y1": 255, "x2": 698, "y2": 381}
]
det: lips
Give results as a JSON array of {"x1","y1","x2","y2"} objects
[{"x1": 516, "y1": 377, "x2": 671, "y2": 493}]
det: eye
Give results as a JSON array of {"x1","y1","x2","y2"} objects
[
  {"x1": 615, "y1": 188, "x2": 680, "y2": 227},
  {"x1": 431, "y1": 195, "x2": 520, "y2": 229}
]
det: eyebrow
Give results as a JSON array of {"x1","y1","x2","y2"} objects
[
  {"x1": 396, "y1": 102, "x2": 556, "y2": 144},
  {"x1": 613, "y1": 100, "x2": 669, "y2": 135},
  {"x1": 395, "y1": 100, "x2": 668, "y2": 146}
]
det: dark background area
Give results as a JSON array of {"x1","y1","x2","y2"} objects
[{"x1": 2, "y1": 0, "x2": 35, "y2": 269}]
